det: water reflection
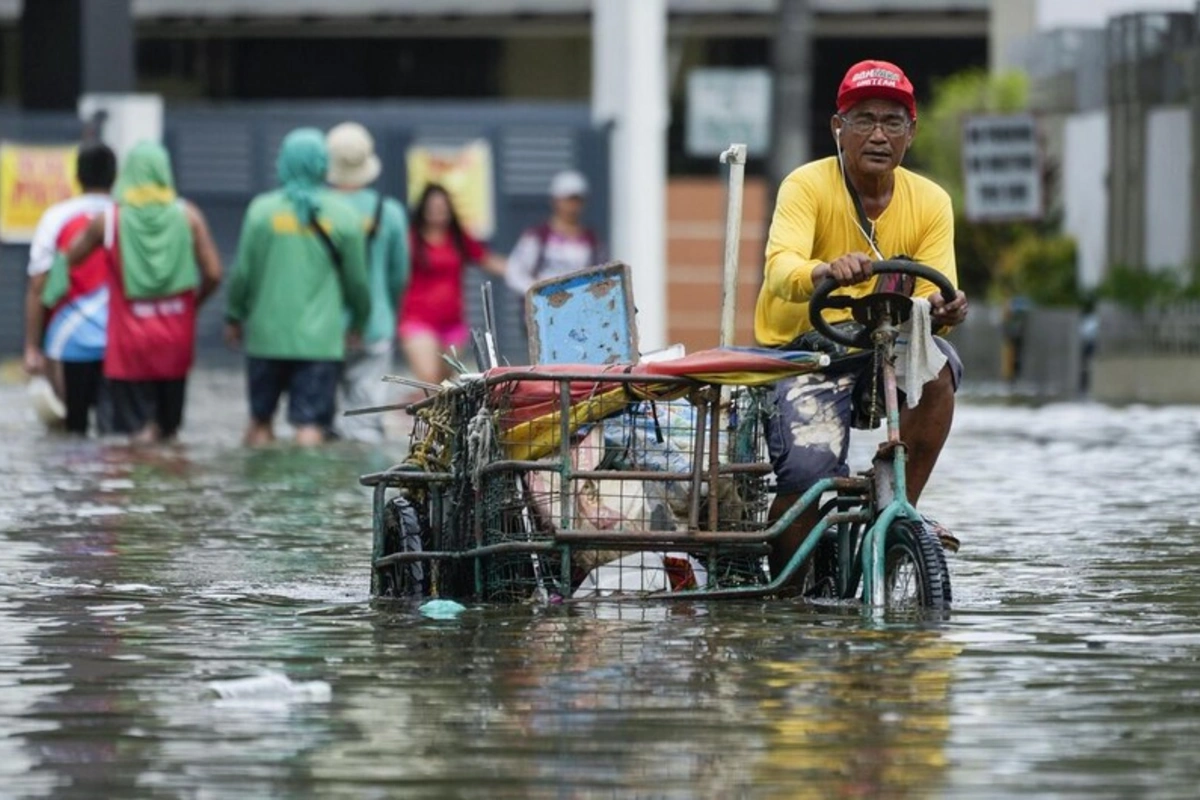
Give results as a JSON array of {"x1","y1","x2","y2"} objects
[
  {"x1": 2, "y1": 376, "x2": 1200, "y2": 798},
  {"x1": 753, "y1": 626, "x2": 957, "y2": 799},
  {"x1": 311, "y1": 604, "x2": 963, "y2": 799}
]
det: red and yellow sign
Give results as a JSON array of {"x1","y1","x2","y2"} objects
[
  {"x1": 0, "y1": 142, "x2": 79, "y2": 243},
  {"x1": 406, "y1": 139, "x2": 495, "y2": 240}
]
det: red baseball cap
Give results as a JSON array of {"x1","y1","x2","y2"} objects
[{"x1": 836, "y1": 60, "x2": 917, "y2": 121}]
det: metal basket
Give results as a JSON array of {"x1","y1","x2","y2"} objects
[{"x1": 366, "y1": 369, "x2": 777, "y2": 602}]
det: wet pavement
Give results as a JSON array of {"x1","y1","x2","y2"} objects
[{"x1": 2, "y1": 368, "x2": 1199, "y2": 799}]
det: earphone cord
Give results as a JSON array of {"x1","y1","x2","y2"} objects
[{"x1": 835, "y1": 133, "x2": 885, "y2": 261}]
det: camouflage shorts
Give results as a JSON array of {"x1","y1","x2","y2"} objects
[{"x1": 766, "y1": 337, "x2": 962, "y2": 495}]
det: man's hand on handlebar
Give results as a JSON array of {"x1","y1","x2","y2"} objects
[
  {"x1": 813, "y1": 253, "x2": 873, "y2": 287},
  {"x1": 809, "y1": 255, "x2": 967, "y2": 326},
  {"x1": 931, "y1": 289, "x2": 969, "y2": 327}
]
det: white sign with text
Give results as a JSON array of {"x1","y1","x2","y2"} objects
[{"x1": 962, "y1": 113, "x2": 1043, "y2": 222}]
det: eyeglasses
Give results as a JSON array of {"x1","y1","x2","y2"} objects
[{"x1": 839, "y1": 114, "x2": 912, "y2": 136}]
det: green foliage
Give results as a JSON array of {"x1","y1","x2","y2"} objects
[
  {"x1": 956, "y1": 220, "x2": 1032, "y2": 303},
  {"x1": 995, "y1": 234, "x2": 1081, "y2": 307},
  {"x1": 910, "y1": 69, "x2": 1030, "y2": 211},
  {"x1": 1094, "y1": 264, "x2": 1200, "y2": 310},
  {"x1": 908, "y1": 69, "x2": 1035, "y2": 300}
]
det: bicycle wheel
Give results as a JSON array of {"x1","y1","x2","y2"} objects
[
  {"x1": 378, "y1": 496, "x2": 428, "y2": 599},
  {"x1": 883, "y1": 518, "x2": 952, "y2": 611},
  {"x1": 801, "y1": 535, "x2": 840, "y2": 599}
]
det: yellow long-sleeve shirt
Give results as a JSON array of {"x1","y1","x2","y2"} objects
[{"x1": 754, "y1": 157, "x2": 957, "y2": 347}]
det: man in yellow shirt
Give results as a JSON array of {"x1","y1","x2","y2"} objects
[{"x1": 756, "y1": 60, "x2": 970, "y2": 585}]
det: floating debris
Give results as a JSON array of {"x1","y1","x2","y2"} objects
[{"x1": 419, "y1": 599, "x2": 467, "y2": 619}]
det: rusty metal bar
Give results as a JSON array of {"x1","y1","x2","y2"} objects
[
  {"x1": 477, "y1": 462, "x2": 772, "y2": 480},
  {"x1": 688, "y1": 394, "x2": 707, "y2": 530},
  {"x1": 359, "y1": 470, "x2": 455, "y2": 487},
  {"x1": 483, "y1": 370, "x2": 696, "y2": 387},
  {"x1": 402, "y1": 369, "x2": 699, "y2": 414},
  {"x1": 381, "y1": 374, "x2": 443, "y2": 391},
  {"x1": 472, "y1": 466, "x2": 485, "y2": 597},
  {"x1": 556, "y1": 378, "x2": 576, "y2": 589},
  {"x1": 552, "y1": 511, "x2": 869, "y2": 545},
  {"x1": 370, "y1": 483, "x2": 388, "y2": 596},
  {"x1": 344, "y1": 401, "x2": 409, "y2": 417},
  {"x1": 707, "y1": 391, "x2": 721, "y2": 531},
  {"x1": 373, "y1": 540, "x2": 559, "y2": 567},
  {"x1": 431, "y1": 485, "x2": 445, "y2": 551}
]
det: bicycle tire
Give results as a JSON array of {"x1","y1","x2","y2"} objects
[
  {"x1": 378, "y1": 496, "x2": 428, "y2": 599},
  {"x1": 802, "y1": 535, "x2": 840, "y2": 600},
  {"x1": 883, "y1": 518, "x2": 952, "y2": 611}
]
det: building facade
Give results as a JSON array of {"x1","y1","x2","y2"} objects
[{"x1": 0, "y1": 0, "x2": 991, "y2": 357}]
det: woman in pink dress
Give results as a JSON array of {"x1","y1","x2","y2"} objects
[{"x1": 398, "y1": 184, "x2": 506, "y2": 386}]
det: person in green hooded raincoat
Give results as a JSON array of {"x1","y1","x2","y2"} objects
[
  {"x1": 224, "y1": 127, "x2": 371, "y2": 447},
  {"x1": 67, "y1": 140, "x2": 223, "y2": 444}
]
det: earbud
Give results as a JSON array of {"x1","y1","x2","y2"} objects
[{"x1": 836, "y1": 126, "x2": 843, "y2": 140}]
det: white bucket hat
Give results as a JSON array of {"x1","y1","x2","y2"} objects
[
  {"x1": 326, "y1": 122, "x2": 382, "y2": 187},
  {"x1": 549, "y1": 170, "x2": 588, "y2": 199}
]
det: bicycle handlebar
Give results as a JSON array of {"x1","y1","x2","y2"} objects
[{"x1": 808, "y1": 260, "x2": 958, "y2": 349}]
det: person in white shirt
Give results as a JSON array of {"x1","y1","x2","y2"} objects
[
  {"x1": 505, "y1": 170, "x2": 603, "y2": 296},
  {"x1": 23, "y1": 143, "x2": 116, "y2": 434}
]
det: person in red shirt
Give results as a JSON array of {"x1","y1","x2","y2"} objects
[
  {"x1": 398, "y1": 183, "x2": 506, "y2": 386},
  {"x1": 68, "y1": 141, "x2": 223, "y2": 444}
]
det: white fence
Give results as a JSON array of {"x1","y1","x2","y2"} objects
[{"x1": 1097, "y1": 300, "x2": 1200, "y2": 356}]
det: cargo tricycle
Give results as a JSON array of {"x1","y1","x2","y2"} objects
[{"x1": 360, "y1": 258, "x2": 955, "y2": 613}]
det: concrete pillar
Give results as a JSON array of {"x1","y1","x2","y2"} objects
[
  {"x1": 1191, "y1": 5, "x2": 1200, "y2": 276},
  {"x1": 989, "y1": 0, "x2": 1038, "y2": 73},
  {"x1": 1107, "y1": 14, "x2": 1149, "y2": 271},
  {"x1": 592, "y1": 0, "x2": 668, "y2": 352},
  {"x1": 20, "y1": 0, "x2": 134, "y2": 111},
  {"x1": 770, "y1": 0, "x2": 813, "y2": 194}
]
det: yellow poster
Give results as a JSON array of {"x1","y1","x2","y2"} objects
[
  {"x1": 406, "y1": 139, "x2": 495, "y2": 240},
  {"x1": 0, "y1": 142, "x2": 79, "y2": 243}
]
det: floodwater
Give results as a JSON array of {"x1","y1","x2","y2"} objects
[{"x1": 2, "y1": 368, "x2": 1200, "y2": 799}]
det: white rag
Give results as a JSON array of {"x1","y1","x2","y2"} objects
[{"x1": 894, "y1": 298, "x2": 947, "y2": 408}]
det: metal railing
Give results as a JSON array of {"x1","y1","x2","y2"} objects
[{"x1": 1097, "y1": 300, "x2": 1200, "y2": 357}]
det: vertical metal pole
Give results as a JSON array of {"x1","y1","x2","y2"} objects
[
  {"x1": 473, "y1": 481, "x2": 484, "y2": 598},
  {"x1": 719, "y1": 144, "x2": 747, "y2": 349},
  {"x1": 881, "y1": 343, "x2": 906, "y2": 499},
  {"x1": 838, "y1": 520, "x2": 854, "y2": 599},
  {"x1": 370, "y1": 484, "x2": 388, "y2": 597},
  {"x1": 707, "y1": 391, "x2": 721, "y2": 531},
  {"x1": 871, "y1": 350, "x2": 903, "y2": 610},
  {"x1": 558, "y1": 378, "x2": 574, "y2": 589},
  {"x1": 480, "y1": 282, "x2": 499, "y2": 368},
  {"x1": 688, "y1": 395, "x2": 708, "y2": 531},
  {"x1": 558, "y1": 379, "x2": 574, "y2": 531}
]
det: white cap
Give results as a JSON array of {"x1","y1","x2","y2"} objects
[
  {"x1": 549, "y1": 170, "x2": 588, "y2": 199},
  {"x1": 326, "y1": 122, "x2": 382, "y2": 187}
]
